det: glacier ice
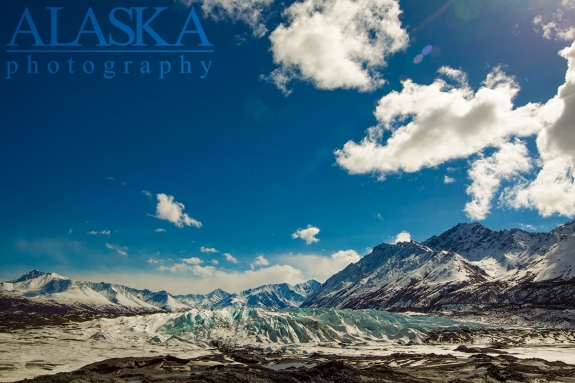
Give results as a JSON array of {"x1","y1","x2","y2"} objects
[{"x1": 159, "y1": 307, "x2": 484, "y2": 345}]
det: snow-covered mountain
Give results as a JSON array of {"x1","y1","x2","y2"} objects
[
  {"x1": 0, "y1": 271, "x2": 176, "y2": 313},
  {"x1": 302, "y1": 219, "x2": 575, "y2": 312},
  {"x1": 175, "y1": 288, "x2": 232, "y2": 309},
  {"x1": 175, "y1": 280, "x2": 320, "y2": 309},
  {"x1": 0, "y1": 270, "x2": 320, "y2": 314}
]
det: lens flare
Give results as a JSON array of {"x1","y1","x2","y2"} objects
[{"x1": 422, "y1": 44, "x2": 434, "y2": 55}]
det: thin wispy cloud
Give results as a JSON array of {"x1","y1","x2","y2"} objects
[
  {"x1": 87, "y1": 230, "x2": 111, "y2": 236},
  {"x1": 106, "y1": 243, "x2": 128, "y2": 256},
  {"x1": 223, "y1": 252, "x2": 239, "y2": 263},
  {"x1": 178, "y1": 0, "x2": 271, "y2": 37}
]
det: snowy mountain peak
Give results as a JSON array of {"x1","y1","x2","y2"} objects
[
  {"x1": 11, "y1": 269, "x2": 50, "y2": 283},
  {"x1": 303, "y1": 219, "x2": 575, "y2": 312}
]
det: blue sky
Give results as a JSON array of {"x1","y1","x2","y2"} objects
[{"x1": 1, "y1": 0, "x2": 574, "y2": 294}]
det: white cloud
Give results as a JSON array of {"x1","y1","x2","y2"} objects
[
  {"x1": 178, "y1": 0, "x2": 271, "y2": 37},
  {"x1": 334, "y1": 40, "x2": 575, "y2": 220},
  {"x1": 137, "y1": 264, "x2": 305, "y2": 293},
  {"x1": 142, "y1": 190, "x2": 153, "y2": 199},
  {"x1": 147, "y1": 258, "x2": 162, "y2": 264},
  {"x1": 182, "y1": 257, "x2": 203, "y2": 265},
  {"x1": 223, "y1": 252, "x2": 239, "y2": 263},
  {"x1": 392, "y1": 231, "x2": 411, "y2": 244},
  {"x1": 335, "y1": 66, "x2": 542, "y2": 179},
  {"x1": 504, "y1": 156, "x2": 575, "y2": 217},
  {"x1": 153, "y1": 193, "x2": 202, "y2": 228},
  {"x1": 279, "y1": 249, "x2": 360, "y2": 282},
  {"x1": 464, "y1": 140, "x2": 532, "y2": 220},
  {"x1": 200, "y1": 246, "x2": 218, "y2": 253},
  {"x1": 266, "y1": 0, "x2": 408, "y2": 93},
  {"x1": 105, "y1": 243, "x2": 128, "y2": 256},
  {"x1": 86, "y1": 230, "x2": 111, "y2": 236},
  {"x1": 158, "y1": 262, "x2": 216, "y2": 277},
  {"x1": 501, "y1": 40, "x2": 575, "y2": 217},
  {"x1": 155, "y1": 228, "x2": 166, "y2": 233},
  {"x1": 211, "y1": 259, "x2": 219, "y2": 265},
  {"x1": 291, "y1": 225, "x2": 320, "y2": 244},
  {"x1": 250, "y1": 255, "x2": 269, "y2": 269},
  {"x1": 519, "y1": 223, "x2": 539, "y2": 231},
  {"x1": 444, "y1": 175, "x2": 455, "y2": 184},
  {"x1": 533, "y1": 12, "x2": 575, "y2": 41}
]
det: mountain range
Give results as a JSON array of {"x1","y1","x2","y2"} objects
[
  {"x1": 302, "y1": 219, "x2": 575, "y2": 312},
  {"x1": 0, "y1": 270, "x2": 320, "y2": 314},
  {"x1": 2, "y1": 219, "x2": 574, "y2": 317}
]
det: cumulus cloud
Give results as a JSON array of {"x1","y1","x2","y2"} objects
[
  {"x1": 335, "y1": 39, "x2": 575, "y2": 220},
  {"x1": 105, "y1": 243, "x2": 128, "y2": 256},
  {"x1": 279, "y1": 249, "x2": 361, "y2": 282},
  {"x1": 155, "y1": 228, "x2": 166, "y2": 233},
  {"x1": 153, "y1": 193, "x2": 202, "y2": 228},
  {"x1": 335, "y1": 66, "x2": 542, "y2": 178},
  {"x1": 142, "y1": 190, "x2": 153, "y2": 199},
  {"x1": 464, "y1": 140, "x2": 532, "y2": 220},
  {"x1": 223, "y1": 252, "x2": 239, "y2": 263},
  {"x1": 178, "y1": 0, "x2": 271, "y2": 37},
  {"x1": 444, "y1": 175, "x2": 455, "y2": 184},
  {"x1": 182, "y1": 257, "x2": 203, "y2": 265},
  {"x1": 200, "y1": 246, "x2": 218, "y2": 253},
  {"x1": 392, "y1": 231, "x2": 411, "y2": 244},
  {"x1": 266, "y1": 0, "x2": 408, "y2": 93},
  {"x1": 86, "y1": 230, "x2": 110, "y2": 236},
  {"x1": 158, "y1": 263, "x2": 216, "y2": 276},
  {"x1": 501, "y1": 40, "x2": 575, "y2": 217},
  {"x1": 291, "y1": 225, "x2": 320, "y2": 244},
  {"x1": 250, "y1": 255, "x2": 269, "y2": 269}
]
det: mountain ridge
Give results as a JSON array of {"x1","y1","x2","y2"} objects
[
  {"x1": 302, "y1": 219, "x2": 575, "y2": 312},
  {"x1": 0, "y1": 271, "x2": 320, "y2": 314}
]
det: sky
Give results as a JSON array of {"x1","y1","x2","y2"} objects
[{"x1": 1, "y1": 0, "x2": 574, "y2": 294}]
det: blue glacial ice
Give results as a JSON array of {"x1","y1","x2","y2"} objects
[{"x1": 158, "y1": 307, "x2": 484, "y2": 345}]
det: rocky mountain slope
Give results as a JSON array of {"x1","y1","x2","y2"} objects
[{"x1": 302, "y1": 219, "x2": 575, "y2": 312}]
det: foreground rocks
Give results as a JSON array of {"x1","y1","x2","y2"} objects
[{"x1": 17, "y1": 346, "x2": 575, "y2": 383}]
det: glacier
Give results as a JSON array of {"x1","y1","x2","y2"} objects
[{"x1": 158, "y1": 307, "x2": 484, "y2": 346}]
